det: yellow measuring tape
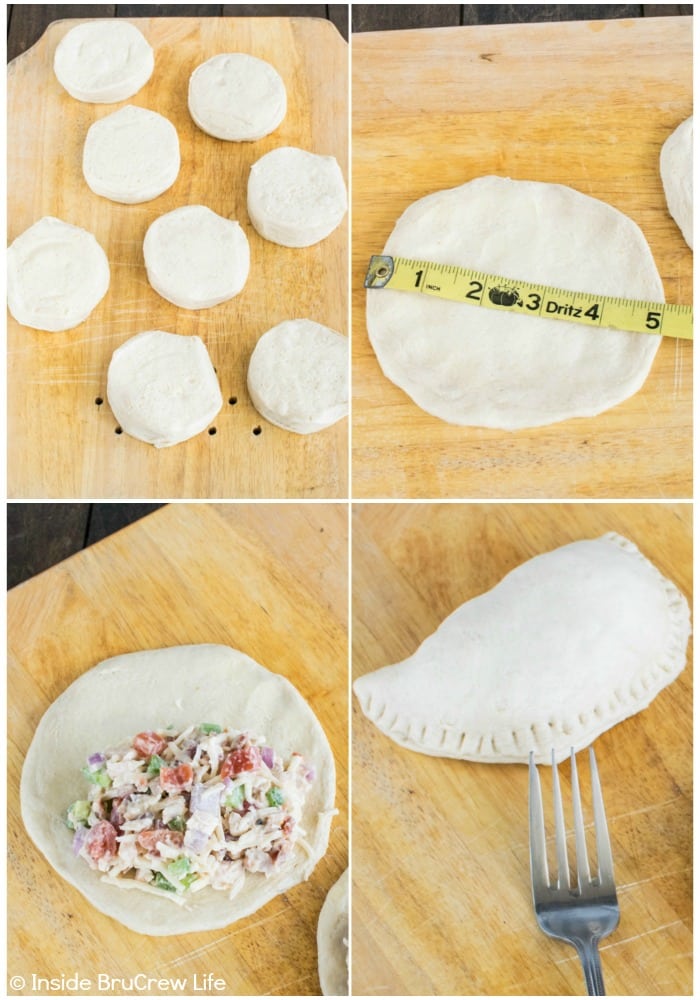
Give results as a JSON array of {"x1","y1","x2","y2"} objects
[{"x1": 364, "y1": 255, "x2": 693, "y2": 340}]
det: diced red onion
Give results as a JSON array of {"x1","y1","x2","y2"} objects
[
  {"x1": 184, "y1": 827, "x2": 210, "y2": 853},
  {"x1": 72, "y1": 826, "x2": 89, "y2": 856},
  {"x1": 87, "y1": 752, "x2": 105, "y2": 769},
  {"x1": 305, "y1": 766, "x2": 316, "y2": 782},
  {"x1": 190, "y1": 782, "x2": 221, "y2": 814},
  {"x1": 261, "y1": 746, "x2": 274, "y2": 768}
]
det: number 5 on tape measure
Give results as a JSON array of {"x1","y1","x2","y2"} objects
[{"x1": 365, "y1": 254, "x2": 693, "y2": 341}]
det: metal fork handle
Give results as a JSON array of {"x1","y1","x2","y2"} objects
[{"x1": 574, "y1": 936, "x2": 606, "y2": 996}]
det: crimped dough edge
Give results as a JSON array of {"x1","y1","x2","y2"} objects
[{"x1": 354, "y1": 533, "x2": 691, "y2": 765}]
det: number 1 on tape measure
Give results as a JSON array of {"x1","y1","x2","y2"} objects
[{"x1": 365, "y1": 254, "x2": 693, "y2": 341}]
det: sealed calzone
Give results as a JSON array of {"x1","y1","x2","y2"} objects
[{"x1": 354, "y1": 535, "x2": 690, "y2": 764}]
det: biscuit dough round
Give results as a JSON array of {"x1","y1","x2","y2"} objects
[
  {"x1": 317, "y1": 869, "x2": 349, "y2": 996},
  {"x1": 143, "y1": 206, "x2": 250, "y2": 309},
  {"x1": 20, "y1": 644, "x2": 336, "y2": 935},
  {"x1": 54, "y1": 21, "x2": 154, "y2": 103},
  {"x1": 660, "y1": 116, "x2": 693, "y2": 249},
  {"x1": 7, "y1": 216, "x2": 110, "y2": 332},
  {"x1": 247, "y1": 319, "x2": 349, "y2": 433},
  {"x1": 107, "y1": 330, "x2": 222, "y2": 447},
  {"x1": 83, "y1": 105, "x2": 180, "y2": 204},
  {"x1": 188, "y1": 53, "x2": 287, "y2": 141},
  {"x1": 247, "y1": 147, "x2": 347, "y2": 247},
  {"x1": 366, "y1": 176, "x2": 665, "y2": 430}
]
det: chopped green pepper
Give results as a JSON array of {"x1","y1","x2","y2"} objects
[
  {"x1": 167, "y1": 857, "x2": 191, "y2": 879},
  {"x1": 152, "y1": 872, "x2": 177, "y2": 892},
  {"x1": 146, "y1": 754, "x2": 165, "y2": 777},
  {"x1": 223, "y1": 785, "x2": 245, "y2": 810},
  {"x1": 167, "y1": 816, "x2": 186, "y2": 832},
  {"x1": 81, "y1": 765, "x2": 111, "y2": 789},
  {"x1": 199, "y1": 723, "x2": 222, "y2": 734},
  {"x1": 266, "y1": 786, "x2": 284, "y2": 808},
  {"x1": 65, "y1": 800, "x2": 91, "y2": 829}
]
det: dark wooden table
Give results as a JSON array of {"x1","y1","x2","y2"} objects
[
  {"x1": 7, "y1": 505, "x2": 166, "y2": 588},
  {"x1": 351, "y1": 4, "x2": 692, "y2": 31},
  {"x1": 7, "y1": 3, "x2": 349, "y2": 59}
]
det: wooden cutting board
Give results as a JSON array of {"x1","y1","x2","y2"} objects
[
  {"x1": 8, "y1": 503, "x2": 348, "y2": 996},
  {"x1": 352, "y1": 17, "x2": 692, "y2": 499},
  {"x1": 7, "y1": 17, "x2": 348, "y2": 499},
  {"x1": 352, "y1": 502, "x2": 692, "y2": 996}
]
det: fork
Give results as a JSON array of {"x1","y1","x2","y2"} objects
[{"x1": 529, "y1": 747, "x2": 620, "y2": 996}]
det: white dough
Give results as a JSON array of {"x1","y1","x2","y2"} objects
[
  {"x1": 317, "y1": 869, "x2": 349, "y2": 996},
  {"x1": 660, "y1": 115, "x2": 693, "y2": 249},
  {"x1": 366, "y1": 175, "x2": 665, "y2": 430},
  {"x1": 20, "y1": 644, "x2": 335, "y2": 935},
  {"x1": 143, "y1": 205, "x2": 250, "y2": 309},
  {"x1": 107, "y1": 330, "x2": 223, "y2": 447},
  {"x1": 7, "y1": 216, "x2": 110, "y2": 332},
  {"x1": 54, "y1": 21, "x2": 154, "y2": 103},
  {"x1": 247, "y1": 147, "x2": 348, "y2": 247},
  {"x1": 83, "y1": 105, "x2": 180, "y2": 204},
  {"x1": 354, "y1": 534, "x2": 690, "y2": 764},
  {"x1": 188, "y1": 53, "x2": 287, "y2": 141},
  {"x1": 247, "y1": 319, "x2": 349, "y2": 434}
]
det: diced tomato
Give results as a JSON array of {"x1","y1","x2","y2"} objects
[
  {"x1": 136, "y1": 828, "x2": 185, "y2": 854},
  {"x1": 133, "y1": 731, "x2": 167, "y2": 758},
  {"x1": 159, "y1": 763, "x2": 193, "y2": 793},
  {"x1": 85, "y1": 820, "x2": 117, "y2": 861},
  {"x1": 220, "y1": 745, "x2": 262, "y2": 779}
]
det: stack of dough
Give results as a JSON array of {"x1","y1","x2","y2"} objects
[
  {"x1": 247, "y1": 319, "x2": 349, "y2": 433},
  {"x1": 188, "y1": 52, "x2": 287, "y2": 140},
  {"x1": 83, "y1": 105, "x2": 180, "y2": 204},
  {"x1": 107, "y1": 330, "x2": 223, "y2": 447},
  {"x1": 248, "y1": 147, "x2": 348, "y2": 247},
  {"x1": 8, "y1": 216, "x2": 110, "y2": 332},
  {"x1": 53, "y1": 21, "x2": 154, "y2": 103},
  {"x1": 143, "y1": 205, "x2": 250, "y2": 309}
]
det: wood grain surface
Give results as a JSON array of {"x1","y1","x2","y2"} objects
[
  {"x1": 7, "y1": 16, "x2": 348, "y2": 499},
  {"x1": 352, "y1": 16, "x2": 692, "y2": 499},
  {"x1": 8, "y1": 502, "x2": 348, "y2": 996},
  {"x1": 352, "y1": 502, "x2": 692, "y2": 996}
]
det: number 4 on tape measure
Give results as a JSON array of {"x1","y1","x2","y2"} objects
[{"x1": 365, "y1": 254, "x2": 693, "y2": 341}]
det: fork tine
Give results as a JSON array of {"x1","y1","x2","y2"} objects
[
  {"x1": 528, "y1": 751, "x2": 550, "y2": 889},
  {"x1": 551, "y1": 748, "x2": 570, "y2": 890},
  {"x1": 570, "y1": 747, "x2": 591, "y2": 889},
  {"x1": 589, "y1": 746, "x2": 615, "y2": 887}
]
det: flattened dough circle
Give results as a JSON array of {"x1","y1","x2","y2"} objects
[
  {"x1": 317, "y1": 869, "x2": 349, "y2": 996},
  {"x1": 54, "y1": 21, "x2": 154, "y2": 103},
  {"x1": 7, "y1": 216, "x2": 110, "y2": 332},
  {"x1": 107, "y1": 330, "x2": 223, "y2": 447},
  {"x1": 366, "y1": 176, "x2": 664, "y2": 429},
  {"x1": 20, "y1": 644, "x2": 335, "y2": 935}
]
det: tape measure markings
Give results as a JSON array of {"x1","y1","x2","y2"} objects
[{"x1": 365, "y1": 254, "x2": 692, "y2": 340}]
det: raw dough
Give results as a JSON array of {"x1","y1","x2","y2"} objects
[
  {"x1": 247, "y1": 319, "x2": 349, "y2": 434},
  {"x1": 660, "y1": 116, "x2": 693, "y2": 249},
  {"x1": 188, "y1": 53, "x2": 287, "y2": 141},
  {"x1": 143, "y1": 205, "x2": 250, "y2": 309},
  {"x1": 54, "y1": 21, "x2": 154, "y2": 103},
  {"x1": 20, "y1": 644, "x2": 336, "y2": 935},
  {"x1": 83, "y1": 105, "x2": 180, "y2": 204},
  {"x1": 7, "y1": 216, "x2": 110, "y2": 331},
  {"x1": 354, "y1": 534, "x2": 690, "y2": 764},
  {"x1": 247, "y1": 147, "x2": 347, "y2": 247},
  {"x1": 317, "y1": 869, "x2": 349, "y2": 996},
  {"x1": 366, "y1": 176, "x2": 665, "y2": 429},
  {"x1": 107, "y1": 330, "x2": 222, "y2": 447}
]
